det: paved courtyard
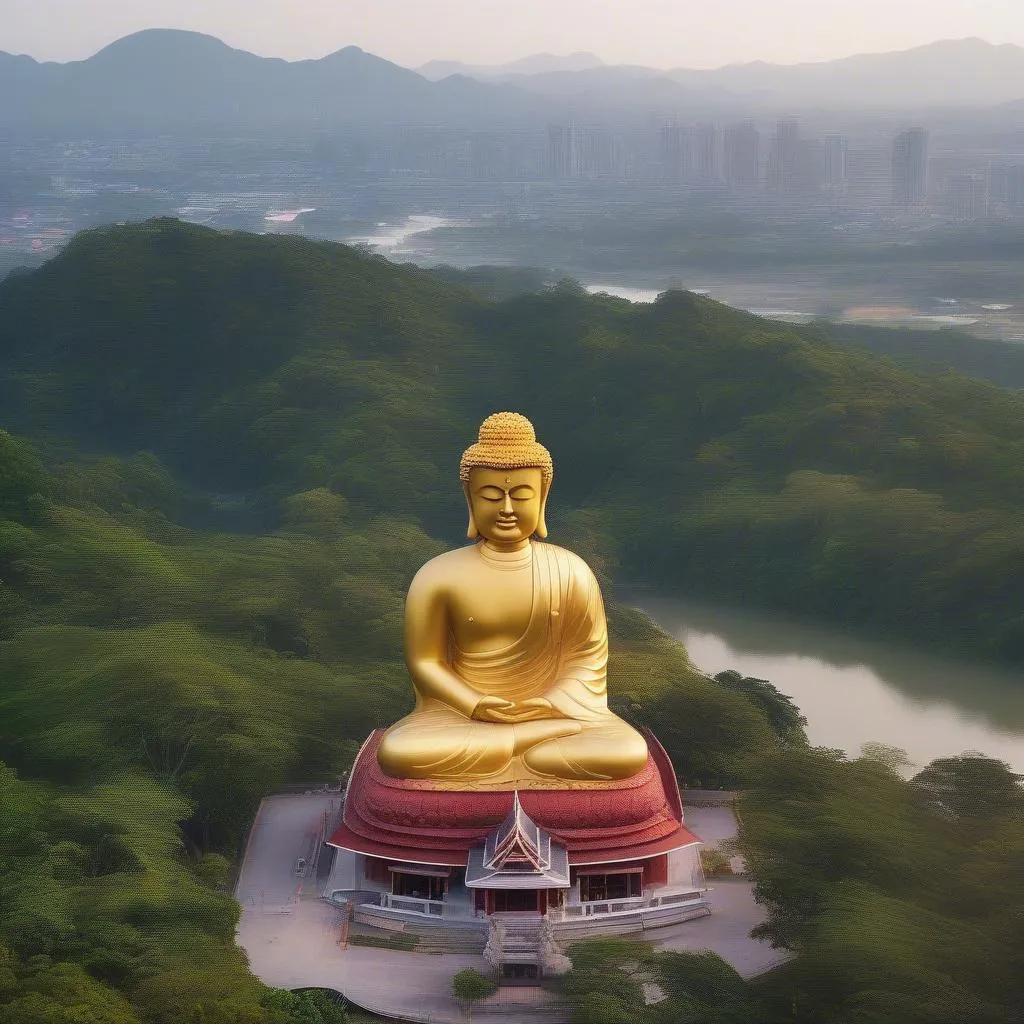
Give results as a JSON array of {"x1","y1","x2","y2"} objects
[
  {"x1": 234, "y1": 794, "x2": 785, "y2": 1020},
  {"x1": 683, "y1": 804, "x2": 740, "y2": 849},
  {"x1": 669, "y1": 805, "x2": 785, "y2": 978}
]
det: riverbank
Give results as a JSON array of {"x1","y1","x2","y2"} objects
[{"x1": 634, "y1": 594, "x2": 1024, "y2": 774}]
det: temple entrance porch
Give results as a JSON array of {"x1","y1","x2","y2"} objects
[{"x1": 489, "y1": 889, "x2": 540, "y2": 914}]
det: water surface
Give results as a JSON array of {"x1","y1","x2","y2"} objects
[
  {"x1": 633, "y1": 595, "x2": 1024, "y2": 773},
  {"x1": 346, "y1": 215, "x2": 454, "y2": 253}
]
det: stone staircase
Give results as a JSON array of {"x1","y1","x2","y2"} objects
[
  {"x1": 411, "y1": 925, "x2": 488, "y2": 955},
  {"x1": 346, "y1": 917, "x2": 487, "y2": 955},
  {"x1": 473, "y1": 991, "x2": 570, "y2": 1018},
  {"x1": 490, "y1": 913, "x2": 544, "y2": 968},
  {"x1": 501, "y1": 916, "x2": 545, "y2": 965}
]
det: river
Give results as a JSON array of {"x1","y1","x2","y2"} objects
[
  {"x1": 633, "y1": 595, "x2": 1024, "y2": 774},
  {"x1": 346, "y1": 215, "x2": 456, "y2": 255}
]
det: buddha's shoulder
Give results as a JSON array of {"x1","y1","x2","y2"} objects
[
  {"x1": 408, "y1": 545, "x2": 481, "y2": 588},
  {"x1": 533, "y1": 542, "x2": 598, "y2": 579}
]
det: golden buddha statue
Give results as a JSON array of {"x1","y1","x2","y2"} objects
[{"x1": 377, "y1": 412, "x2": 649, "y2": 789}]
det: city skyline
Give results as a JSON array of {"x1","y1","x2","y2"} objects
[{"x1": 2, "y1": 0, "x2": 1023, "y2": 70}]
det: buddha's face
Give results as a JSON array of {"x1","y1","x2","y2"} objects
[{"x1": 466, "y1": 467, "x2": 547, "y2": 548}]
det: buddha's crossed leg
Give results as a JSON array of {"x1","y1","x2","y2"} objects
[
  {"x1": 378, "y1": 705, "x2": 646, "y2": 783},
  {"x1": 520, "y1": 716, "x2": 649, "y2": 781}
]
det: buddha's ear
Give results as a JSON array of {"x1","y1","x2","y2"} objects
[
  {"x1": 462, "y1": 482, "x2": 479, "y2": 539},
  {"x1": 536, "y1": 477, "x2": 551, "y2": 539}
]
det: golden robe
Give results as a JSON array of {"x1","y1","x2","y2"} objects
[{"x1": 377, "y1": 542, "x2": 648, "y2": 788}]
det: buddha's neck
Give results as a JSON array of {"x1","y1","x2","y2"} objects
[{"x1": 477, "y1": 539, "x2": 533, "y2": 570}]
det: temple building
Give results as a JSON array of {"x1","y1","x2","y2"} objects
[
  {"x1": 323, "y1": 730, "x2": 709, "y2": 977},
  {"x1": 321, "y1": 414, "x2": 711, "y2": 979}
]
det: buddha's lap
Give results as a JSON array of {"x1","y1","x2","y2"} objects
[{"x1": 377, "y1": 705, "x2": 647, "y2": 778}]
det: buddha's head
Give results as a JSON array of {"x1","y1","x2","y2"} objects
[{"x1": 460, "y1": 412, "x2": 553, "y2": 547}]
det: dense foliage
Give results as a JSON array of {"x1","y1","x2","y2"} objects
[
  {"x1": 0, "y1": 755, "x2": 351, "y2": 1024},
  {"x1": 742, "y1": 746, "x2": 1024, "y2": 1023},
  {"x1": 821, "y1": 322, "x2": 1024, "y2": 391},
  {"x1": 0, "y1": 434, "x2": 383, "y2": 1024},
  {"x1": 2, "y1": 219, "x2": 1023, "y2": 662},
  {"x1": 558, "y1": 939, "x2": 767, "y2": 1024}
]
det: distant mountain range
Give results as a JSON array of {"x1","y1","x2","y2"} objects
[
  {"x1": 665, "y1": 37, "x2": 1024, "y2": 108},
  {"x1": 418, "y1": 52, "x2": 606, "y2": 79},
  {"x1": 422, "y1": 37, "x2": 1024, "y2": 109},
  {"x1": 1, "y1": 31, "x2": 1022, "y2": 138},
  {"x1": 0, "y1": 29, "x2": 545, "y2": 135},
  {"x1": 0, "y1": 30, "x2": 741, "y2": 136}
]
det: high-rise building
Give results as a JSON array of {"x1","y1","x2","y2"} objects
[
  {"x1": 800, "y1": 141, "x2": 827, "y2": 190},
  {"x1": 1008, "y1": 165, "x2": 1024, "y2": 210},
  {"x1": 661, "y1": 122, "x2": 720, "y2": 183},
  {"x1": 547, "y1": 125, "x2": 581, "y2": 179},
  {"x1": 684, "y1": 123, "x2": 719, "y2": 182},
  {"x1": 987, "y1": 162, "x2": 1024, "y2": 211},
  {"x1": 546, "y1": 125, "x2": 619, "y2": 180},
  {"x1": 767, "y1": 118, "x2": 802, "y2": 194},
  {"x1": 989, "y1": 163, "x2": 1011, "y2": 205},
  {"x1": 845, "y1": 144, "x2": 892, "y2": 207},
  {"x1": 823, "y1": 134, "x2": 848, "y2": 188},
  {"x1": 660, "y1": 124, "x2": 684, "y2": 183},
  {"x1": 948, "y1": 174, "x2": 988, "y2": 221},
  {"x1": 891, "y1": 127, "x2": 929, "y2": 207},
  {"x1": 722, "y1": 120, "x2": 760, "y2": 189}
]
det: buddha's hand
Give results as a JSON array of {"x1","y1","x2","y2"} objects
[
  {"x1": 471, "y1": 695, "x2": 517, "y2": 722},
  {"x1": 476, "y1": 697, "x2": 561, "y2": 724}
]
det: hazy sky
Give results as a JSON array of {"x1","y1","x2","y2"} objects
[{"x1": 2, "y1": 0, "x2": 1022, "y2": 68}]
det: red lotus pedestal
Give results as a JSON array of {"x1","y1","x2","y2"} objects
[{"x1": 329, "y1": 729, "x2": 698, "y2": 867}]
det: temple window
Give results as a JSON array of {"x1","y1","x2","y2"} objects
[
  {"x1": 578, "y1": 872, "x2": 643, "y2": 902},
  {"x1": 389, "y1": 867, "x2": 448, "y2": 901}
]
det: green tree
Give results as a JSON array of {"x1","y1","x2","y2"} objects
[
  {"x1": 910, "y1": 754, "x2": 1023, "y2": 825},
  {"x1": 0, "y1": 431, "x2": 45, "y2": 516},
  {"x1": 714, "y1": 670, "x2": 808, "y2": 746},
  {"x1": 0, "y1": 965, "x2": 141, "y2": 1024},
  {"x1": 451, "y1": 969, "x2": 496, "y2": 1021},
  {"x1": 261, "y1": 989, "x2": 347, "y2": 1024}
]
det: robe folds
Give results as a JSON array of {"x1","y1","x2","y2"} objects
[{"x1": 377, "y1": 542, "x2": 649, "y2": 788}]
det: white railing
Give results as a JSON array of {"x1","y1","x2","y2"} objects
[
  {"x1": 548, "y1": 889, "x2": 708, "y2": 920},
  {"x1": 559, "y1": 896, "x2": 645, "y2": 917},
  {"x1": 381, "y1": 893, "x2": 445, "y2": 917},
  {"x1": 331, "y1": 891, "x2": 482, "y2": 921},
  {"x1": 325, "y1": 889, "x2": 384, "y2": 908},
  {"x1": 647, "y1": 889, "x2": 706, "y2": 908}
]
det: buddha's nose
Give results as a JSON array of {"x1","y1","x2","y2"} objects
[{"x1": 501, "y1": 493, "x2": 514, "y2": 515}]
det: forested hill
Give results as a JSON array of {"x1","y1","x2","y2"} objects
[{"x1": 2, "y1": 218, "x2": 1024, "y2": 663}]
